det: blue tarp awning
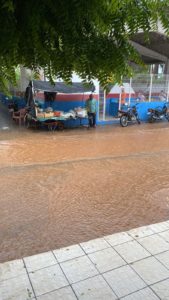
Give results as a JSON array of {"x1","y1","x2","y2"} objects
[{"x1": 32, "y1": 80, "x2": 95, "y2": 94}]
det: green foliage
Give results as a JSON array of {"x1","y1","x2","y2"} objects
[{"x1": 0, "y1": 0, "x2": 169, "y2": 91}]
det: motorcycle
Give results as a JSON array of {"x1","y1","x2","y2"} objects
[
  {"x1": 147, "y1": 105, "x2": 169, "y2": 123},
  {"x1": 118, "y1": 105, "x2": 141, "y2": 127}
]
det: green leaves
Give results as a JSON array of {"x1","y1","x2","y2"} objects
[
  {"x1": 1, "y1": 0, "x2": 14, "y2": 12},
  {"x1": 0, "y1": 0, "x2": 169, "y2": 92}
]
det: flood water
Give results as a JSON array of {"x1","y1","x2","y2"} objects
[{"x1": 1, "y1": 104, "x2": 169, "y2": 262}]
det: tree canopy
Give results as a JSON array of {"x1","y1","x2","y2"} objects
[{"x1": 0, "y1": 0, "x2": 169, "y2": 91}]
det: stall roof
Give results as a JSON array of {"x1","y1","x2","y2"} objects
[
  {"x1": 109, "y1": 83, "x2": 135, "y2": 94},
  {"x1": 32, "y1": 80, "x2": 95, "y2": 93}
]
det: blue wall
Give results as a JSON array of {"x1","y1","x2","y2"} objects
[
  {"x1": 108, "y1": 98, "x2": 137, "y2": 117},
  {"x1": 136, "y1": 101, "x2": 168, "y2": 121},
  {"x1": 108, "y1": 98, "x2": 168, "y2": 121},
  {"x1": 0, "y1": 94, "x2": 26, "y2": 109},
  {"x1": 1, "y1": 92, "x2": 168, "y2": 126},
  {"x1": 36, "y1": 99, "x2": 87, "y2": 112}
]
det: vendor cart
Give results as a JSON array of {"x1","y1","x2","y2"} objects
[
  {"x1": 24, "y1": 80, "x2": 94, "y2": 130},
  {"x1": 25, "y1": 113, "x2": 66, "y2": 130}
]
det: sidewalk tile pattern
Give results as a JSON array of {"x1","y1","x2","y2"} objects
[{"x1": 1, "y1": 220, "x2": 169, "y2": 299}]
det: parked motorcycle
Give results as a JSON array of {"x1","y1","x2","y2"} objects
[
  {"x1": 118, "y1": 105, "x2": 141, "y2": 127},
  {"x1": 147, "y1": 105, "x2": 169, "y2": 123}
]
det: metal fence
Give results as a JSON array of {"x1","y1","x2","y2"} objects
[
  {"x1": 99, "y1": 73, "x2": 169, "y2": 120},
  {"x1": 130, "y1": 73, "x2": 169, "y2": 102}
]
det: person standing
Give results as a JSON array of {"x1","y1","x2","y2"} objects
[
  {"x1": 85, "y1": 94, "x2": 97, "y2": 128},
  {"x1": 159, "y1": 90, "x2": 166, "y2": 101},
  {"x1": 138, "y1": 92, "x2": 146, "y2": 102}
]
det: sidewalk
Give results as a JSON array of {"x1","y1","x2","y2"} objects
[{"x1": 1, "y1": 221, "x2": 169, "y2": 300}]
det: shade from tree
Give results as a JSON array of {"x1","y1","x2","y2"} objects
[{"x1": 0, "y1": 0, "x2": 169, "y2": 92}]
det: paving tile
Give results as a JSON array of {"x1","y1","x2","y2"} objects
[
  {"x1": 128, "y1": 226, "x2": 154, "y2": 239},
  {"x1": 104, "y1": 232, "x2": 133, "y2": 247},
  {"x1": 37, "y1": 286, "x2": 77, "y2": 300},
  {"x1": 24, "y1": 251, "x2": 57, "y2": 272},
  {"x1": 103, "y1": 265, "x2": 146, "y2": 298},
  {"x1": 80, "y1": 237, "x2": 110, "y2": 254},
  {"x1": 132, "y1": 256, "x2": 169, "y2": 285},
  {"x1": 53, "y1": 244, "x2": 85, "y2": 263},
  {"x1": 88, "y1": 247, "x2": 126, "y2": 273},
  {"x1": 151, "y1": 278, "x2": 169, "y2": 300},
  {"x1": 0, "y1": 259, "x2": 26, "y2": 281},
  {"x1": 121, "y1": 287, "x2": 159, "y2": 300},
  {"x1": 60, "y1": 255, "x2": 98, "y2": 284},
  {"x1": 29, "y1": 264, "x2": 68, "y2": 296},
  {"x1": 155, "y1": 250, "x2": 169, "y2": 269},
  {"x1": 138, "y1": 234, "x2": 169, "y2": 255},
  {"x1": 0, "y1": 274, "x2": 34, "y2": 300},
  {"x1": 72, "y1": 274, "x2": 117, "y2": 300},
  {"x1": 149, "y1": 221, "x2": 169, "y2": 233},
  {"x1": 159, "y1": 229, "x2": 169, "y2": 242},
  {"x1": 114, "y1": 240, "x2": 150, "y2": 264}
]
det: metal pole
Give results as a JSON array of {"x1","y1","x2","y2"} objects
[
  {"x1": 128, "y1": 78, "x2": 132, "y2": 106},
  {"x1": 119, "y1": 87, "x2": 122, "y2": 110},
  {"x1": 149, "y1": 67, "x2": 153, "y2": 102},
  {"x1": 167, "y1": 74, "x2": 169, "y2": 102},
  {"x1": 98, "y1": 83, "x2": 100, "y2": 120},
  {"x1": 119, "y1": 76, "x2": 123, "y2": 110},
  {"x1": 103, "y1": 90, "x2": 106, "y2": 120},
  {"x1": 32, "y1": 80, "x2": 34, "y2": 100}
]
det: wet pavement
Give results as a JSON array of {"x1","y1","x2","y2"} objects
[
  {"x1": 1, "y1": 221, "x2": 169, "y2": 300},
  {"x1": 1, "y1": 102, "x2": 169, "y2": 263}
]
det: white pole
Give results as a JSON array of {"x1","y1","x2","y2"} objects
[
  {"x1": 32, "y1": 80, "x2": 34, "y2": 101},
  {"x1": 103, "y1": 90, "x2": 106, "y2": 120},
  {"x1": 149, "y1": 66, "x2": 153, "y2": 102},
  {"x1": 167, "y1": 74, "x2": 169, "y2": 102},
  {"x1": 129, "y1": 78, "x2": 132, "y2": 106},
  {"x1": 119, "y1": 88, "x2": 122, "y2": 111},
  {"x1": 98, "y1": 83, "x2": 100, "y2": 120},
  {"x1": 119, "y1": 76, "x2": 123, "y2": 110}
]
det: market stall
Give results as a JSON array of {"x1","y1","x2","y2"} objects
[{"x1": 24, "y1": 80, "x2": 94, "y2": 130}]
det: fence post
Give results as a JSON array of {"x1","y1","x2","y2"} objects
[
  {"x1": 103, "y1": 90, "x2": 106, "y2": 120},
  {"x1": 149, "y1": 71, "x2": 153, "y2": 102},
  {"x1": 128, "y1": 78, "x2": 132, "y2": 106},
  {"x1": 118, "y1": 88, "x2": 122, "y2": 110},
  {"x1": 166, "y1": 74, "x2": 169, "y2": 102},
  {"x1": 98, "y1": 83, "x2": 100, "y2": 119}
]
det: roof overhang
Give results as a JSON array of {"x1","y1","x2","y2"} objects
[
  {"x1": 131, "y1": 31, "x2": 169, "y2": 64},
  {"x1": 32, "y1": 80, "x2": 95, "y2": 93},
  {"x1": 130, "y1": 40, "x2": 168, "y2": 64}
]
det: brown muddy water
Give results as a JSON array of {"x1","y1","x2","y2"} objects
[{"x1": 1, "y1": 105, "x2": 169, "y2": 262}]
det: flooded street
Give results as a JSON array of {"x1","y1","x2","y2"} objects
[{"x1": 1, "y1": 104, "x2": 169, "y2": 262}]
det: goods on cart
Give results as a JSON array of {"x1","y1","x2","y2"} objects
[
  {"x1": 53, "y1": 111, "x2": 62, "y2": 117},
  {"x1": 45, "y1": 107, "x2": 53, "y2": 113},
  {"x1": 61, "y1": 110, "x2": 76, "y2": 119},
  {"x1": 44, "y1": 112, "x2": 54, "y2": 118},
  {"x1": 74, "y1": 107, "x2": 87, "y2": 118},
  {"x1": 24, "y1": 79, "x2": 94, "y2": 130},
  {"x1": 36, "y1": 113, "x2": 45, "y2": 118}
]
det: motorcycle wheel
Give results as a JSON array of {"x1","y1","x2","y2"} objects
[
  {"x1": 165, "y1": 113, "x2": 169, "y2": 121},
  {"x1": 120, "y1": 115, "x2": 128, "y2": 127},
  {"x1": 137, "y1": 118, "x2": 141, "y2": 124},
  {"x1": 148, "y1": 116, "x2": 155, "y2": 123}
]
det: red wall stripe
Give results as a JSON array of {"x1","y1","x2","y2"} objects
[{"x1": 36, "y1": 93, "x2": 99, "y2": 101}]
